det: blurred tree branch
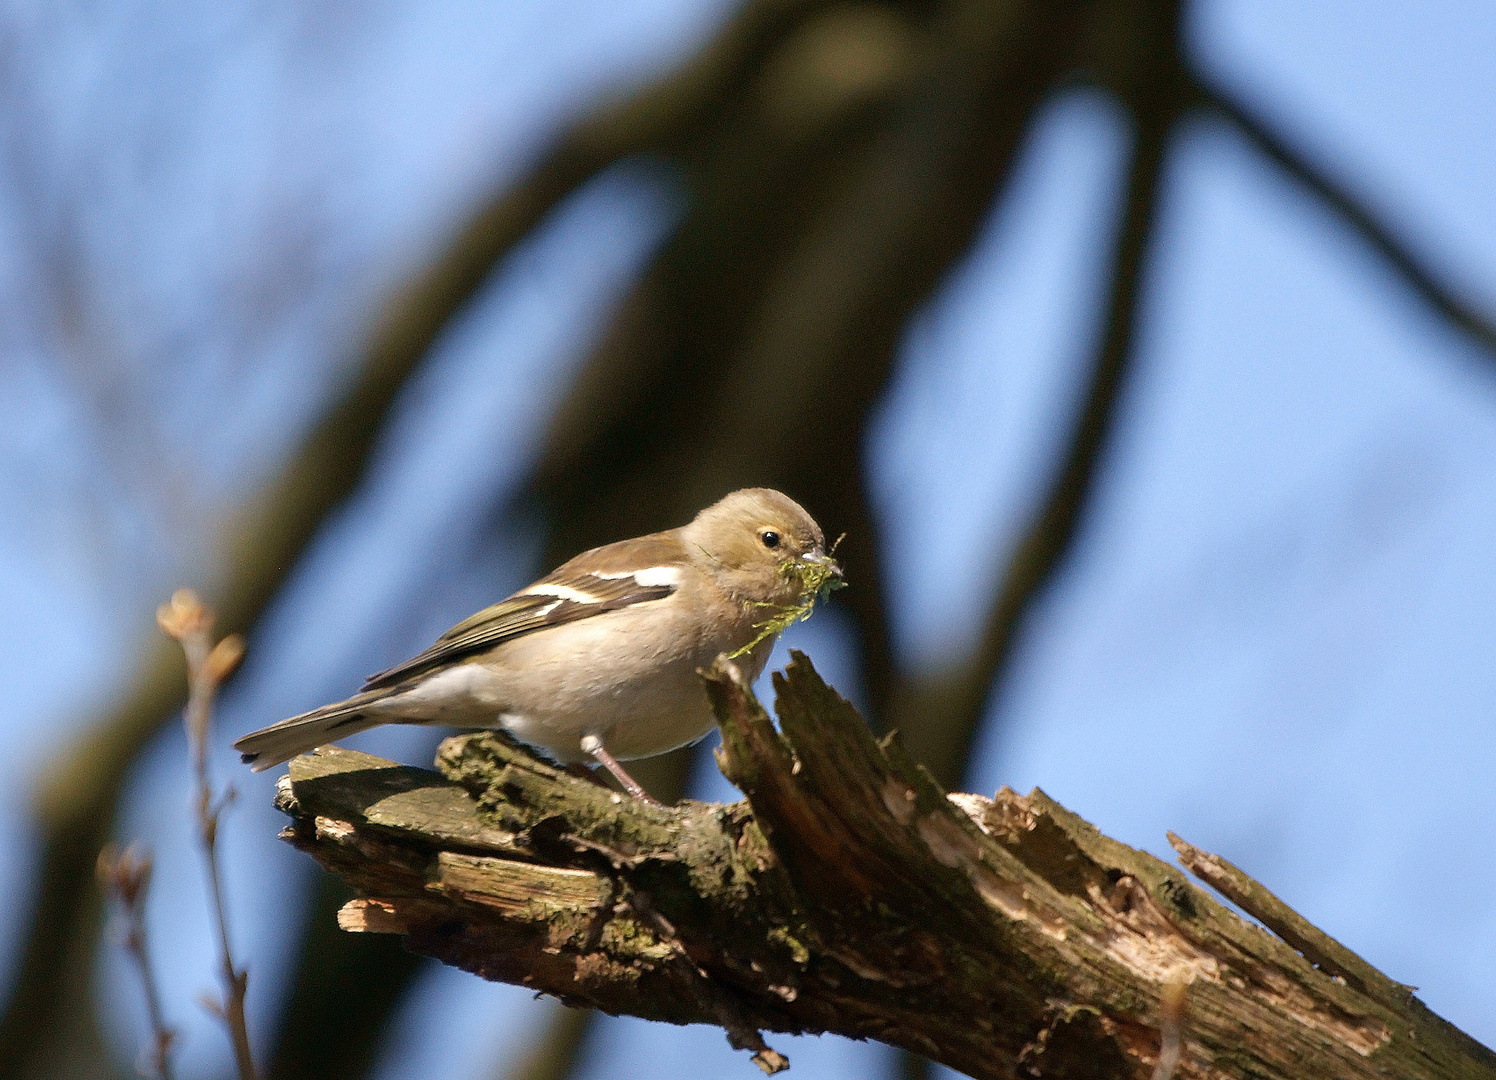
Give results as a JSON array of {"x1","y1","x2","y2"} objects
[
  {"x1": 274, "y1": 653, "x2": 1496, "y2": 1080},
  {"x1": 526, "y1": 0, "x2": 1103, "y2": 776},
  {"x1": 889, "y1": 0, "x2": 1184, "y2": 791},
  {"x1": 1188, "y1": 68, "x2": 1496, "y2": 357},
  {"x1": 533, "y1": 0, "x2": 1097, "y2": 544},
  {"x1": 490, "y1": 1003, "x2": 593, "y2": 1080}
]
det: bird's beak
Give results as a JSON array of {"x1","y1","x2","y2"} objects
[{"x1": 802, "y1": 550, "x2": 843, "y2": 581}]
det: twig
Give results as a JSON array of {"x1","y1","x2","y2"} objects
[
  {"x1": 97, "y1": 843, "x2": 177, "y2": 1080},
  {"x1": 1167, "y1": 832, "x2": 1416, "y2": 1008},
  {"x1": 157, "y1": 590, "x2": 255, "y2": 1080}
]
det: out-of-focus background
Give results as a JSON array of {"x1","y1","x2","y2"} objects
[{"x1": 1, "y1": 1, "x2": 1493, "y2": 1077}]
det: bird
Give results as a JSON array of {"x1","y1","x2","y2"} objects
[{"x1": 233, "y1": 488, "x2": 839, "y2": 804}]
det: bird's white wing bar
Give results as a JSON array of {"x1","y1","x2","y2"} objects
[
  {"x1": 591, "y1": 566, "x2": 682, "y2": 587},
  {"x1": 520, "y1": 582, "x2": 605, "y2": 604}
]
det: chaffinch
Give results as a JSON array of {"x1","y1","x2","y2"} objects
[{"x1": 234, "y1": 488, "x2": 839, "y2": 803}]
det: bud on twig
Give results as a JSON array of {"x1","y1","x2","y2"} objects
[
  {"x1": 96, "y1": 843, "x2": 153, "y2": 910},
  {"x1": 156, "y1": 589, "x2": 214, "y2": 641},
  {"x1": 203, "y1": 634, "x2": 246, "y2": 687}
]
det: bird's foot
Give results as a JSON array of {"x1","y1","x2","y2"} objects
[{"x1": 579, "y1": 735, "x2": 666, "y2": 808}]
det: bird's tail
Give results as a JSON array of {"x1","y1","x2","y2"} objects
[{"x1": 234, "y1": 689, "x2": 396, "y2": 772}]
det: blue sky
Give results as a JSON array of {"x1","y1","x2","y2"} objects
[{"x1": 0, "y1": 1, "x2": 1492, "y2": 1076}]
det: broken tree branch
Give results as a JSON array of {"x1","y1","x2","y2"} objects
[{"x1": 270, "y1": 652, "x2": 1494, "y2": 1080}]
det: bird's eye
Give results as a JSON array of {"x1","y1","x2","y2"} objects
[{"x1": 760, "y1": 530, "x2": 781, "y2": 549}]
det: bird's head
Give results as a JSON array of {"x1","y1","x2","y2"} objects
[{"x1": 684, "y1": 487, "x2": 841, "y2": 609}]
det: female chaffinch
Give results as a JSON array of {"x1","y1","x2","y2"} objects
[{"x1": 234, "y1": 488, "x2": 838, "y2": 803}]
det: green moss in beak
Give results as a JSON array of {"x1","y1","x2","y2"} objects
[{"x1": 728, "y1": 541, "x2": 846, "y2": 660}]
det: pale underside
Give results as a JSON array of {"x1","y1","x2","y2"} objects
[{"x1": 367, "y1": 598, "x2": 775, "y2": 761}]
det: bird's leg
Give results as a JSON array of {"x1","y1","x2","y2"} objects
[{"x1": 579, "y1": 735, "x2": 665, "y2": 808}]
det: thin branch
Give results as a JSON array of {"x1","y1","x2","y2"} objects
[
  {"x1": 1189, "y1": 67, "x2": 1496, "y2": 357},
  {"x1": 1167, "y1": 832, "x2": 1416, "y2": 1008},
  {"x1": 157, "y1": 590, "x2": 255, "y2": 1080},
  {"x1": 97, "y1": 843, "x2": 177, "y2": 1080}
]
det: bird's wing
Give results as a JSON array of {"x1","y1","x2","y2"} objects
[{"x1": 362, "y1": 537, "x2": 683, "y2": 690}]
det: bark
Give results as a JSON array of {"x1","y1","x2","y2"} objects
[{"x1": 271, "y1": 653, "x2": 1494, "y2": 1080}]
